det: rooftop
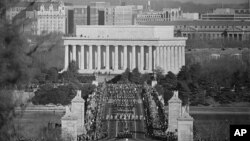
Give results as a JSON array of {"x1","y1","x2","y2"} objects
[{"x1": 141, "y1": 20, "x2": 250, "y2": 26}]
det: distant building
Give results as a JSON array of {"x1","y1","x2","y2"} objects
[
  {"x1": 37, "y1": 1, "x2": 66, "y2": 35},
  {"x1": 6, "y1": 2, "x2": 29, "y2": 22},
  {"x1": 130, "y1": 5, "x2": 144, "y2": 25},
  {"x1": 136, "y1": 8, "x2": 183, "y2": 24},
  {"x1": 201, "y1": 8, "x2": 250, "y2": 21},
  {"x1": 182, "y1": 13, "x2": 199, "y2": 21},
  {"x1": 105, "y1": 6, "x2": 133, "y2": 25},
  {"x1": 62, "y1": 25, "x2": 187, "y2": 74},
  {"x1": 64, "y1": 3, "x2": 74, "y2": 35},
  {"x1": 139, "y1": 20, "x2": 250, "y2": 41},
  {"x1": 65, "y1": 2, "x2": 108, "y2": 34}
]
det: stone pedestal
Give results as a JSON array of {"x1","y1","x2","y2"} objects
[
  {"x1": 61, "y1": 90, "x2": 86, "y2": 140},
  {"x1": 167, "y1": 91, "x2": 182, "y2": 133},
  {"x1": 177, "y1": 112, "x2": 194, "y2": 141},
  {"x1": 71, "y1": 90, "x2": 86, "y2": 135},
  {"x1": 61, "y1": 106, "x2": 78, "y2": 141}
]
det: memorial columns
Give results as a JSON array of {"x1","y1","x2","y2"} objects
[
  {"x1": 178, "y1": 46, "x2": 182, "y2": 69},
  {"x1": 97, "y1": 45, "x2": 101, "y2": 70},
  {"x1": 167, "y1": 46, "x2": 171, "y2": 73},
  {"x1": 140, "y1": 46, "x2": 144, "y2": 71},
  {"x1": 174, "y1": 46, "x2": 178, "y2": 73},
  {"x1": 89, "y1": 45, "x2": 93, "y2": 70},
  {"x1": 94, "y1": 47, "x2": 97, "y2": 70},
  {"x1": 72, "y1": 45, "x2": 76, "y2": 61},
  {"x1": 78, "y1": 47, "x2": 80, "y2": 69},
  {"x1": 63, "y1": 42, "x2": 185, "y2": 75},
  {"x1": 81, "y1": 45, "x2": 84, "y2": 70},
  {"x1": 64, "y1": 45, "x2": 69, "y2": 70},
  {"x1": 182, "y1": 46, "x2": 185, "y2": 67},
  {"x1": 160, "y1": 46, "x2": 164, "y2": 68},
  {"x1": 115, "y1": 45, "x2": 119, "y2": 70},
  {"x1": 106, "y1": 45, "x2": 110, "y2": 71},
  {"x1": 148, "y1": 46, "x2": 152, "y2": 71},
  {"x1": 153, "y1": 47, "x2": 156, "y2": 70},
  {"x1": 170, "y1": 46, "x2": 174, "y2": 72},
  {"x1": 156, "y1": 46, "x2": 160, "y2": 67},
  {"x1": 124, "y1": 46, "x2": 127, "y2": 70},
  {"x1": 164, "y1": 46, "x2": 167, "y2": 72},
  {"x1": 132, "y1": 45, "x2": 136, "y2": 69}
]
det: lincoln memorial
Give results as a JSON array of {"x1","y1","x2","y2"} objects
[{"x1": 62, "y1": 26, "x2": 187, "y2": 74}]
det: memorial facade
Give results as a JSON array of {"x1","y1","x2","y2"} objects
[{"x1": 62, "y1": 25, "x2": 187, "y2": 74}]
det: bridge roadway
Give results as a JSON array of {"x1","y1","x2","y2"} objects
[{"x1": 102, "y1": 84, "x2": 146, "y2": 140}]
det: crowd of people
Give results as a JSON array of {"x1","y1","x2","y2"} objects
[
  {"x1": 82, "y1": 83, "x2": 164, "y2": 140},
  {"x1": 105, "y1": 84, "x2": 143, "y2": 121}
]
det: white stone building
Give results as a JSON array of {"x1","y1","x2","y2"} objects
[
  {"x1": 37, "y1": 1, "x2": 66, "y2": 35},
  {"x1": 62, "y1": 25, "x2": 187, "y2": 74}
]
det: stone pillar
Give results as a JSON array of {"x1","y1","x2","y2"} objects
[
  {"x1": 164, "y1": 46, "x2": 167, "y2": 73},
  {"x1": 89, "y1": 45, "x2": 92, "y2": 70},
  {"x1": 140, "y1": 46, "x2": 144, "y2": 71},
  {"x1": 170, "y1": 46, "x2": 175, "y2": 73},
  {"x1": 167, "y1": 46, "x2": 171, "y2": 73},
  {"x1": 124, "y1": 45, "x2": 127, "y2": 70},
  {"x1": 103, "y1": 51, "x2": 106, "y2": 67},
  {"x1": 132, "y1": 45, "x2": 136, "y2": 69},
  {"x1": 149, "y1": 46, "x2": 152, "y2": 71},
  {"x1": 145, "y1": 53, "x2": 149, "y2": 70},
  {"x1": 174, "y1": 46, "x2": 178, "y2": 73},
  {"x1": 86, "y1": 52, "x2": 89, "y2": 69},
  {"x1": 81, "y1": 45, "x2": 84, "y2": 70},
  {"x1": 78, "y1": 51, "x2": 81, "y2": 69},
  {"x1": 71, "y1": 90, "x2": 86, "y2": 135},
  {"x1": 70, "y1": 49, "x2": 73, "y2": 62},
  {"x1": 97, "y1": 45, "x2": 101, "y2": 70},
  {"x1": 129, "y1": 51, "x2": 132, "y2": 70},
  {"x1": 177, "y1": 111, "x2": 194, "y2": 141},
  {"x1": 182, "y1": 46, "x2": 185, "y2": 67},
  {"x1": 115, "y1": 45, "x2": 119, "y2": 70},
  {"x1": 106, "y1": 45, "x2": 110, "y2": 71},
  {"x1": 61, "y1": 106, "x2": 77, "y2": 141},
  {"x1": 160, "y1": 46, "x2": 164, "y2": 69},
  {"x1": 64, "y1": 45, "x2": 69, "y2": 70},
  {"x1": 112, "y1": 50, "x2": 115, "y2": 70},
  {"x1": 72, "y1": 45, "x2": 76, "y2": 61},
  {"x1": 167, "y1": 91, "x2": 182, "y2": 133},
  {"x1": 153, "y1": 47, "x2": 156, "y2": 70},
  {"x1": 178, "y1": 46, "x2": 182, "y2": 69},
  {"x1": 94, "y1": 48, "x2": 97, "y2": 70},
  {"x1": 121, "y1": 51, "x2": 124, "y2": 69},
  {"x1": 156, "y1": 46, "x2": 160, "y2": 67}
]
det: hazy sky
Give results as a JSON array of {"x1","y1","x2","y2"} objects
[{"x1": 174, "y1": 0, "x2": 248, "y2": 4}]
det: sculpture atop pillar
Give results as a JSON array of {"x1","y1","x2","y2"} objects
[
  {"x1": 61, "y1": 90, "x2": 86, "y2": 140},
  {"x1": 166, "y1": 91, "x2": 194, "y2": 141},
  {"x1": 167, "y1": 91, "x2": 182, "y2": 133}
]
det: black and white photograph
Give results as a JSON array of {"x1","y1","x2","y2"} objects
[{"x1": 0, "y1": 0, "x2": 250, "y2": 141}]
